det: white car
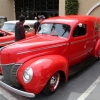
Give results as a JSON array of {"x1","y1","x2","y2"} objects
[{"x1": 1, "y1": 20, "x2": 37, "y2": 32}]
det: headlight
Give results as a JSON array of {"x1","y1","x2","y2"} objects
[{"x1": 23, "y1": 67, "x2": 33, "y2": 83}]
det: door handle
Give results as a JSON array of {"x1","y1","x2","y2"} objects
[{"x1": 84, "y1": 41, "x2": 89, "y2": 48}]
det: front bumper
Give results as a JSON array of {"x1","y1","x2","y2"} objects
[{"x1": 0, "y1": 80, "x2": 35, "y2": 98}]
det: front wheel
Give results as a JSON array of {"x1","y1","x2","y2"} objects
[{"x1": 43, "y1": 72, "x2": 60, "y2": 95}]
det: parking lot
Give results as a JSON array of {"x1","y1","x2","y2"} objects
[{"x1": 0, "y1": 60, "x2": 100, "y2": 100}]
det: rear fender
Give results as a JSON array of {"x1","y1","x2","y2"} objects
[{"x1": 94, "y1": 39, "x2": 100, "y2": 58}]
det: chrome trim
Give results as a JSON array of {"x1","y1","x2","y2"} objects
[
  {"x1": 17, "y1": 43, "x2": 67, "y2": 55},
  {"x1": 15, "y1": 63, "x2": 23, "y2": 66},
  {"x1": 0, "y1": 63, "x2": 15, "y2": 66},
  {"x1": 71, "y1": 38, "x2": 89, "y2": 44},
  {"x1": 0, "y1": 80, "x2": 35, "y2": 98},
  {"x1": 0, "y1": 40, "x2": 15, "y2": 45},
  {"x1": 11, "y1": 64, "x2": 22, "y2": 87},
  {"x1": 0, "y1": 46, "x2": 5, "y2": 51},
  {"x1": 70, "y1": 52, "x2": 89, "y2": 62},
  {"x1": 0, "y1": 63, "x2": 23, "y2": 66},
  {"x1": 71, "y1": 35, "x2": 98, "y2": 45}
]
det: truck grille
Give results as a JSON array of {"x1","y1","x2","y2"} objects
[{"x1": 2, "y1": 64, "x2": 21, "y2": 87}]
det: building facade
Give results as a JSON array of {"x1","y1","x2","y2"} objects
[
  {"x1": 0, "y1": 0, "x2": 100, "y2": 20},
  {"x1": 14, "y1": 0, "x2": 59, "y2": 20}
]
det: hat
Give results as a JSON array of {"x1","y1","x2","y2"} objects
[
  {"x1": 39, "y1": 15, "x2": 45, "y2": 20},
  {"x1": 19, "y1": 15, "x2": 26, "y2": 22}
]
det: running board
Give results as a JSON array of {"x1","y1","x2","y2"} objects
[{"x1": 69, "y1": 56, "x2": 96, "y2": 76}]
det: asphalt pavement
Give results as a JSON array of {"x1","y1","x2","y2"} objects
[{"x1": 0, "y1": 60, "x2": 100, "y2": 100}]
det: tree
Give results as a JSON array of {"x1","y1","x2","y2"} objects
[{"x1": 65, "y1": 0, "x2": 79, "y2": 15}]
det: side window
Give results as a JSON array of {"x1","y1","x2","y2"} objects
[{"x1": 73, "y1": 24, "x2": 86, "y2": 37}]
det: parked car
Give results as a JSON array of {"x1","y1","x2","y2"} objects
[
  {"x1": 0, "y1": 20, "x2": 37, "y2": 47},
  {"x1": 0, "y1": 15, "x2": 100, "y2": 98}
]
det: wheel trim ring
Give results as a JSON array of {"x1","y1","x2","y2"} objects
[{"x1": 49, "y1": 72, "x2": 60, "y2": 92}]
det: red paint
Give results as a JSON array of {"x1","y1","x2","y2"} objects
[{"x1": 1, "y1": 15, "x2": 100, "y2": 95}]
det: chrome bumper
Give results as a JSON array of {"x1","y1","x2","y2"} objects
[{"x1": 0, "y1": 80, "x2": 35, "y2": 98}]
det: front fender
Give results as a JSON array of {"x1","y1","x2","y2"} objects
[{"x1": 17, "y1": 55, "x2": 69, "y2": 94}]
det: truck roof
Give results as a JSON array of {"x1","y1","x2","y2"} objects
[{"x1": 43, "y1": 15, "x2": 98, "y2": 24}]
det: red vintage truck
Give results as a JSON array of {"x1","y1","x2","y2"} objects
[{"x1": 0, "y1": 15, "x2": 100, "y2": 98}]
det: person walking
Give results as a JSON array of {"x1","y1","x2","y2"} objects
[
  {"x1": 15, "y1": 15, "x2": 26, "y2": 41},
  {"x1": 33, "y1": 15, "x2": 45, "y2": 35}
]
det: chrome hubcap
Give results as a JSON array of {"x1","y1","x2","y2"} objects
[
  {"x1": 50, "y1": 76, "x2": 57, "y2": 85},
  {"x1": 49, "y1": 72, "x2": 60, "y2": 91}
]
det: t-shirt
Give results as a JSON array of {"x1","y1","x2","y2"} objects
[{"x1": 33, "y1": 21, "x2": 40, "y2": 34}]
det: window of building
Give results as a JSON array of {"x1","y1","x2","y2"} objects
[{"x1": 14, "y1": 0, "x2": 59, "y2": 20}]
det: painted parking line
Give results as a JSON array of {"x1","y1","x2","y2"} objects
[
  {"x1": 0, "y1": 76, "x2": 18, "y2": 100},
  {"x1": 77, "y1": 76, "x2": 100, "y2": 100},
  {"x1": 0, "y1": 86, "x2": 18, "y2": 100}
]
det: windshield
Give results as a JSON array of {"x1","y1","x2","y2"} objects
[
  {"x1": 38, "y1": 23, "x2": 71, "y2": 38},
  {"x1": 1, "y1": 23, "x2": 15, "y2": 32}
]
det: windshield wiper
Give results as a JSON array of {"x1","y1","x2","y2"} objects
[
  {"x1": 51, "y1": 34, "x2": 58, "y2": 36},
  {"x1": 42, "y1": 33, "x2": 48, "y2": 34},
  {"x1": 41, "y1": 33, "x2": 58, "y2": 36}
]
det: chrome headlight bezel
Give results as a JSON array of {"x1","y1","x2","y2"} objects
[
  {"x1": 23, "y1": 67, "x2": 33, "y2": 83},
  {"x1": 0, "y1": 46, "x2": 5, "y2": 51}
]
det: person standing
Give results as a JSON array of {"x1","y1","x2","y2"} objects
[
  {"x1": 15, "y1": 15, "x2": 26, "y2": 41},
  {"x1": 33, "y1": 15, "x2": 45, "y2": 35}
]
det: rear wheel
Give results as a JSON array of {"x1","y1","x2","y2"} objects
[
  {"x1": 43, "y1": 72, "x2": 60, "y2": 95},
  {"x1": 97, "y1": 50, "x2": 100, "y2": 60}
]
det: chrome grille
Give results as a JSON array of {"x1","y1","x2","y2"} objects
[
  {"x1": 2, "y1": 64, "x2": 14, "y2": 85},
  {"x1": 11, "y1": 64, "x2": 21, "y2": 87},
  {"x1": 2, "y1": 64, "x2": 21, "y2": 87}
]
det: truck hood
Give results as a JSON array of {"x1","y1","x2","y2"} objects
[{"x1": 1, "y1": 35, "x2": 69, "y2": 64}]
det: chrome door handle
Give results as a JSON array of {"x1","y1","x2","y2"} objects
[{"x1": 84, "y1": 41, "x2": 89, "y2": 48}]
